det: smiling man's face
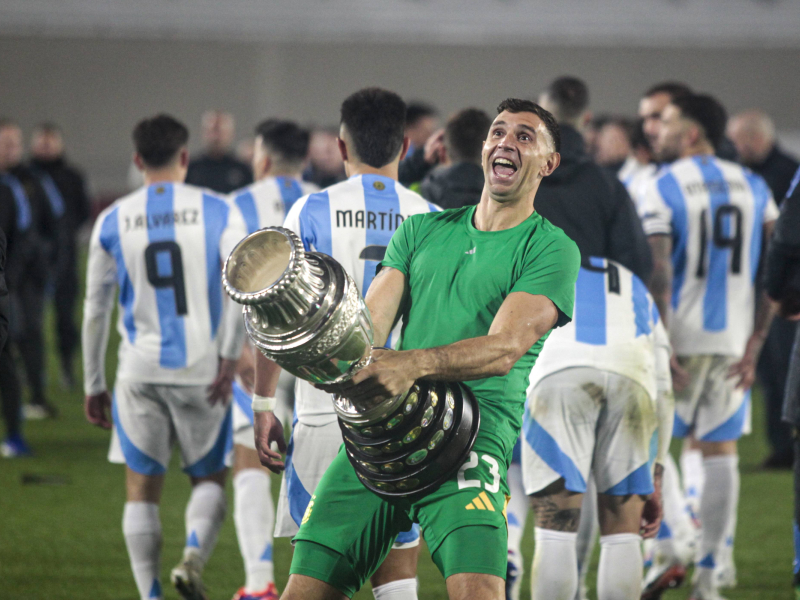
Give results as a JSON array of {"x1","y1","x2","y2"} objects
[{"x1": 482, "y1": 110, "x2": 558, "y2": 203}]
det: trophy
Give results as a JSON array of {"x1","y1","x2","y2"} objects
[{"x1": 222, "y1": 227, "x2": 480, "y2": 499}]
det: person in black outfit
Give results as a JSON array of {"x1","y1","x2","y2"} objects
[
  {"x1": 0, "y1": 177, "x2": 31, "y2": 455},
  {"x1": 419, "y1": 108, "x2": 491, "y2": 209},
  {"x1": 0, "y1": 119, "x2": 59, "y2": 419},
  {"x1": 185, "y1": 110, "x2": 252, "y2": 193},
  {"x1": 535, "y1": 76, "x2": 652, "y2": 282},
  {"x1": 0, "y1": 228, "x2": 8, "y2": 352},
  {"x1": 762, "y1": 167, "x2": 800, "y2": 592},
  {"x1": 729, "y1": 110, "x2": 800, "y2": 468},
  {"x1": 29, "y1": 122, "x2": 91, "y2": 388}
]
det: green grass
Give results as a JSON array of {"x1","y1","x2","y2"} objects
[{"x1": 0, "y1": 251, "x2": 794, "y2": 599}]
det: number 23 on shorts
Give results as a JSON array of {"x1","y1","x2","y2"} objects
[{"x1": 457, "y1": 451, "x2": 501, "y2": 493}]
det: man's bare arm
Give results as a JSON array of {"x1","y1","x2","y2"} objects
[
  {"x1": 252, "y1": 346, "x2": 287, "y2": 473},
  {"x1": 363, "y1": 266, "x2": 407, "y2": 347},
  {"x1": 342, "y1": 292, "x2": 559, "y2": 404},
  {"x1": 647, "y1": 234, "x2": 673, "y2": 328}
]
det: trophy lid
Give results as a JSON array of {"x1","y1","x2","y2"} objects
[{"x1": 223, "y1": 227, "x2": 305, "y2": 306}]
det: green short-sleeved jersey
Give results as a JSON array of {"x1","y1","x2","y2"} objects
[{"x1": 381, "y1": 205, "x2": 580, "y2": 457}]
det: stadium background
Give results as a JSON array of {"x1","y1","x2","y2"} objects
[{"x1": 1, "y1": 0, "x2": 798, "y2": 598}]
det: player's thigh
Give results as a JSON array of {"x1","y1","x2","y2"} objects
[
  {"x1": 673, "y1": 355, "x2": 712, "y2": 437},
  {"x1": 233, "y1": 443, "x2": 264, "y2": 474},
  {"x1": 275, "y1": 419, "x2": 342, "y2": 538},
  {"x1": 290, "y1": 449, "x2": 412, "y2": 597},
  {"x1": 163, "y1": 384, "x2": 232, "y2": 478},
  {"x1": 528, "y1": 479, "x2": 583, "y2": 532},
  {"x1": 446, "y1": 571, "x2": 505, "y2": 600},
  {"x1": 109, "y1": 382, "x2": 173, "y2": 476},
  {"x1": 593, "y1": 373, "x2": 657, "y2": 497},
  {"x1": 694, "y1": 355, "x2": 749, "y2": 443},
  {"x1": 431, "y1": 525, "x2": 507, "y2": 590},
  {"x1": 521, "y1": 368, "x2": 600, "y2": 496},
  {"x1": 370, "y1": 545, "x2": 420, "y2": 587},
  {"x1": 282, "y1": 572, "x2": 348, "y2": 600}
]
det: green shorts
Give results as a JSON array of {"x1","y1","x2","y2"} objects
[{"x1": 290, "y1": 438, "x2": 510, "y2": 597}]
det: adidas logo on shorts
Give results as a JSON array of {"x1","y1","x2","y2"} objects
[{"x1": 465, "y1": 491, "x2": 495, "y2": 511}]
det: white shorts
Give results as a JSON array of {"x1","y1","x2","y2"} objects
[
  {"x1": 232, "y1": 370, "x2": 296, "y2": 449},
  {"x1": 109, "y1": 382, "x2": 232, "y2": 477},
  {"x1": 274, "y1": 419, "x2": 420, "y2": 549},
  {"x1": 522, "y1": 367, "x2": 658, "y2": 496},
  {"x1": 673, "y1": 355, "x2": 750, "y2": 442}
]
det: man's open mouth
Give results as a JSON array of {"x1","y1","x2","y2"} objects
[{"x1": 492, "y1": 157, "x2": 517, "y2": 178}]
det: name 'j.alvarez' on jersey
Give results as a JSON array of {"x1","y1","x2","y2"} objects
[
  {"x1": 638, "y1": 154, "x2": 779, "y2": 357},
  {"x1": 83, "y1": 182, "x2": 247, "y2": 393}
]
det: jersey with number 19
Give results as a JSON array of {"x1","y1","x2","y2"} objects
[
  {"x1": 638, "y1": 154, "x2": 778, "y2": 356},
  {"x1": 84, "y1": 182, "x2": 245, "y2": 390}
]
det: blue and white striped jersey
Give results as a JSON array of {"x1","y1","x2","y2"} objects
[
  {"x1": 529, "y1": 257, "x2": 670, "y2": 400},
  {"x1": 83, "y1": 182, "x2": 247, "y2": 394},
  {"x1": 230, "y1": 175, "x2": 318, "y2": 236},
  {"x1": 639, "y1": 154, "x2": 779, "y2": 356},
  {"x1": 283, "y1": 173, "x2": 439, "y2": 424}
]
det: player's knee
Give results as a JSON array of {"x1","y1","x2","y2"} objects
[
  {"x1": 698, "y1": 439, "x2": 737, "y2": 456},
  {"x1": 370, "y1": 546, "x2": 419, "y2": 587},
  {"x1": 445, "y1": 572, "x2": 504, "y2": 600}
]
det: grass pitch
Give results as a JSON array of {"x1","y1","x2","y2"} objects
[{"x1": 0, "y1": 265, "x2": 793, "y2": 599}]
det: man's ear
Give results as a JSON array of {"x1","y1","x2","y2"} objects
[
  {"x1": 337, "y1": 137, "x2": 348, "y2": 163},
  {"x1": 133, "y1": 152, "x2": 145, "y2": 172},
  {"x1": 541, "y1": 152, "x2": 561, "y2": 178},
  {"x1": 399, "y1": 136, "x2": 410, "y2": 161},
  {"x1": 178, "y1": 148, "x2": 189, "y2": 168}
]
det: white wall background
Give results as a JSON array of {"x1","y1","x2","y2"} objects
[{"x1": 2, "y1": 0, "x2": 799, "y2": 194}]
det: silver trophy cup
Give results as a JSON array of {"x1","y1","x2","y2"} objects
[{"x1": 222, "y1": 227, "x2": 479, "y2": 498}]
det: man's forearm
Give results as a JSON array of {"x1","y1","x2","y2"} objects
[
  {"x1": 408, "y1": 334, "x2": 529, "y2": 382},
  {"x1": 253, "y1": 347, "x2": 283, "y2": 398},
  {"x1": 82, "y1": 306, "x2": 112, "y2": 395},
  {"x1": 647, "y1": 235, "x2": 673, "y2": 327},
  {"x1": 751, "y1": 289, "x2": 777, "y2": 347}
]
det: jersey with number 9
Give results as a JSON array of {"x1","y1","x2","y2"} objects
[{"x1": 639, "y1": 155, "x2": 779, "y2": 356}]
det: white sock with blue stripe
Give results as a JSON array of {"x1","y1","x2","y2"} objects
[
  {"x1": 531, "y1": 528, "x2": 578, "y2": 600},
  {"x1": 372, "y1": 578, "x2": 418, "y2": 600},
  {"x1": 123, "y1": 502, "x2": 163, "y2": 600},
  {"x1": 695, "y1": 454, "x2": 739, "y2": 593},
  {"x1": 597, "y1": 533, "x2": 642, "y2": 600},
  {"x1": 680, "y1": 448, "x2": 705, "y2": 516},
  {"x1": 234, "y1": 468, "x2": 275, "y2": 593},
  {"x1": 183, "y1": 481, "x2": 227, "y2": 565}
]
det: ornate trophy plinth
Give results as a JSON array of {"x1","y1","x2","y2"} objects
[{"x1": 222, "y1": 227, "x2": 479, "y2": 498}]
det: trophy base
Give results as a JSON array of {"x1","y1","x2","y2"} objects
[{"x1": 339, "y1": 381, "x2": 481, "y2": 500}]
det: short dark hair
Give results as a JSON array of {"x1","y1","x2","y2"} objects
[
  {"x1": 445, "y1": 108, "x2": 492, "y2": 164},
  {"x1": 33, "y1": 122, "x2": 61, "y2": 135},
  {"x1": 254, "y1": 119, "x2": 310, "y2": 165},
  {"x1": 405, "y1": 102, "x2": 437, "y2": 127},
  {"x1": 671, "y1": 93, "x2": 728, "y2": 150},
  {"x1": 340, "y1": 87, "x2": 407, "y2": 168},
  {"x1": 0, "y1": 118, "x2": 18, "y2": 131},
  {"x1": 497, "y1": 98, "x2": 561, "y2": 153},
  {"x1": 543, "y1": 76, "x2": 589, "y2": 122},
  {"x1": 132, "y1": 114, "x2": 189, "y2": 168},
  {"x1": 643, "y1": 82, "x2": 693, "y2": 102},
  {"x1": 630, "y1": 118, "x2": 650, "y2": 152}
]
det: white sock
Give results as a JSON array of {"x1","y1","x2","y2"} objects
[
  {"x1": 680, "y1": 448, "x2": 705, "y2": 515},
  {"x1": 575, "y1": 478, "x2": 598, "y2": 600},
  {"x1": 597, "y1": 533, "x2": 643, "y2": 600},
  {"x1": 505, "y1": 463, "x2": 529, "y2": 600},
  {"x1": 531, "y1": 528, "x2": 578, "y2": 600},
  {"x1": 234, "y1": 469, "x2": 275, "y2": 593},
  {"x1": 655, "y1": 453, "x2": 696, "y2": 564},
  {"x1": 372, "y1": 577, "x2": 418, "y2": 600},
  {"x1": 123, "y1": 502, "x2": 163, "y2": 600},
  {"x1": 696, "y1": 455, "x2": 739, "y2": 592},
  {"x1": 184, "y1": 481, "x2": 227, "y2": 565}
]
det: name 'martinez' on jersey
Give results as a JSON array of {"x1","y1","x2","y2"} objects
[
  {"x1": 638, "y1": 154, "x2": 779, "y2": 356},
  {"x1": 85, "y1": 181, "x2": 245, "y2": 388}
]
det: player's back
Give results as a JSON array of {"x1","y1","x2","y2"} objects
[
  {"x1": 231, "y1": 175, "x2": 318, "y2": 236},
  {"x1": 530, "y1": 257, "x2": 662, "y2": 399},
  {"x1": 285, "y1": 173, "x2": 439, "y2": 306},
  {"x1": 92, "y1": 181, "x2": 240, "y2": 384},
  {"x1": 640, "y1": 154, "x2": 778, "y2": 356},
  {"x1": 282, "y1": 173, "x2": 438, "y2": 424}
]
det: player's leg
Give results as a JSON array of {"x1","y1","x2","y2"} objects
[
  {"x1": 231, "y1": 381, "x2": 277, "y2": 600},
  {"x1": 690, "y1": 355, "x2": 748, "y2": 600},
  {"x1": 0, "y1": 343, "x2": 28, "y2": 456},
  {"x1": 574, "y1": 476, "x2": 598, "y2": 600},
  {"x1": 54, "y1": 256, "x2": 79, "y2": 387},
  {"x1": 111, "y1": 382, "x2": 173, "y2": 600},
  {"x1": 680, "y1": 437, "x2": 705, "y2": 523},
  {"x1": 16, "y1": 277, "x2": 52, "y2": 415},
  {"x1": 505, "y1": 449, "x2": 529, "y2": 600},
  {"x1": 445, "y1": 571, "x2": 505, "y2": 600},
  {"x1": 288, "y1": 449, "x2": 412, "y2": 599},
  {"x1": 370, "y1": 543, "x2": 420, "y2": 600},
  {"x1": 520, "y1": 368, "x2": 599, "y2": 600},
  {"x1": 169, "y1": 384, "x2": 233, "y2": 600},
  {"x1": 591, "y1": 372, "x2": 659, "y2": 600}
]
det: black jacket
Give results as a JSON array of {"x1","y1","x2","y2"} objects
[
  {"x1": 0, "y1": 228, "x2": 8, "y2": 352},
  {"x1": 534, "y1": 125, "x2": 653, "y2": 282},
  {"x1": 747, "y1": 145, "x2": 800, "y2": 205},
  {"x1": 29, "y1": 156, "x2": 90, "y2": 234},
  {"x1": 186, "y1": 153, "x2": 253, "y2": 194},
  {"x1": 420, "y1": 162, "x2": 484, "y2": 210},
  {"x1": 765, "y1": 169, "x2": 800, "y2": 305}
]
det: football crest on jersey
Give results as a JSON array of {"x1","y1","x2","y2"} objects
[{"x1": 373, "y1": 180, "x2": 386, "y2": 191}]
